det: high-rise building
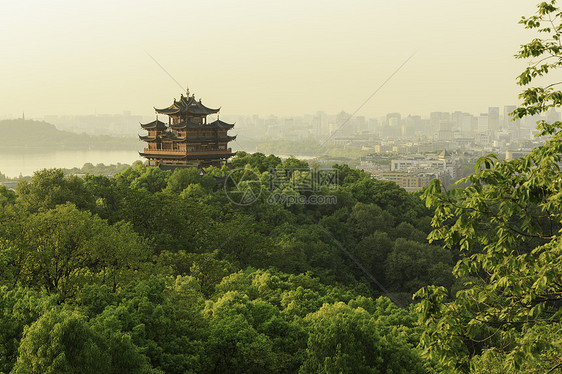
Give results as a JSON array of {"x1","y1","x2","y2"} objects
[
  {"x1": 459, "y1": 113, "x2": 475, "y2": 137},
  {"x1": 429, "y1": 112, "x2": 450, "y2": 139},
  {"x1": 385, "y1": 113, "x2": 401, "y2": 138},
  {"x1": 335, "y1": 111, "x2": 352, "y2": 136},
  {"x1": 503, "y1": 105, "x2": 517, "y2": 127},
  {"x1": 503, "y1": 105, "x2": 520, "y2": 139},
  {"x1": 478, "y1": 113, "x2": 489, "y2": 133},
  {"x1": 488, "y1": 107, "x2": 500, "y2": 133}
]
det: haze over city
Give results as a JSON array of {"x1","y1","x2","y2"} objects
[{"x1": 1, "y1": 0, "x2": 540, "y2": 119}]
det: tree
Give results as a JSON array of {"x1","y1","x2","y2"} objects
[
  {"x1": 129, "y1": 167, "x2": 171, "y2": 193},
  {"x1": 385, "y1": 239, "x2": 453, "y2": 294},
  {"x1": 113, "y1": 187, "x2": 213, "y2": 253},
  {"x1": 82, "y1": 174, "x2": 124, "y2": 222},
  {"x1": 16, "y1": 169, "x2": 94, "y2": 212},
  {"x1": 352, "y1": 231, "x2": 393, "y2": 288},
  {"x1": 12, "y1": 308, "x2": 154, "y2": 374},
  {"x1": 12, "y1": 309, "x2": 112, "y2": 374},
  {"x1": 0, "y1": 286, "x2": 57, "y2": 373},
  {"x1": 1, "y1": 204, "x2": 150, "y2": 295},
  {"x1": 347, "y1": 203, "x2": 394, "y2": 239},
  {"x1": 91, "y1": 276, "x2": 204, "y2": 374},
  {"x1": 416, "y1": 2, "x2": 562, "y2": 372},
  {"x1": 112, "y1": 161, "x2": 146, "y2": 188},
  {"x1": 164, "y1": 167, "x2": 215, "y2": 195},
  {"x1": 229, "y1": 152, "x2": 283, "y2": 172},
  {"x1": 204, "y1": 314, "x2": 276, "y2": 373},
  {"x1": 299, "y1": 302, "x2": 425, "y2": 373},
  {"x1": 0, "y1": 185, "x2": 16, "y2": 206},
  {"x1": 281, "y1": 156, "x2": 309, "y2": 170}
]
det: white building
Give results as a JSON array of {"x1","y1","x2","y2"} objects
[{"x1": 390, "y1": 150, "x2": 462, "y2": 181}]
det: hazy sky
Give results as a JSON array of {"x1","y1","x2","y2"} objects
[{"x1": 0, "y1": 0, "x2": 543, "y2": 118}]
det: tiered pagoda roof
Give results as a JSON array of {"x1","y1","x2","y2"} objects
[
  {"x1": 154, "y1": 94, "x2": 220, "y2": 116},
  {"x1": 138, "y1": 152, "x2": 188, "y2": 160},
  {"x1": 138, "y1": 152, "x2": 235, "y2": 161},
  {"x1": 139, "y1": 134, "x2": 185, "y2": 142},
  {"x1": 139, "y1": 133, "x2": 236, "y2": 142},
  {"x1": 140, "y1": 119, "x2": 168, "y2": 130},
  {"x1": 187, "y1": 135, "x2": 237, "y2": 142},
  {"x1": 209, "y1": 119, "x2": 235, "y2": 129},
  {"x1": 169, "y1": 119, "x2": 235, "y2": 130}
]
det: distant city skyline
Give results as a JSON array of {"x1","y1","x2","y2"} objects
[
  {"x1": 13, "y1": 103, "x2": 554, "y2": 146},
  {"x1": 8, "y1": 103, "x2": 551, "y2": 124},
  {"x1": 0, "y1": 0, "x2": 541, "y2": 119}
]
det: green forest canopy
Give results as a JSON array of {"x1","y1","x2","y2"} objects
[{"x1": 0, "y1": 159, "x2": 440, "y2": 373}]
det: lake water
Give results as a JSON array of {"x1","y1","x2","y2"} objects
[
  {"x1": 0, "y1": 149, "x2": 320, "y2": 178},
  {"x1": 0, "y1": 149, "x2": 142, "y2": 178}
]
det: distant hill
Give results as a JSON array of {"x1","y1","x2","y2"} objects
[{"x1": 0, "y1": 119, "x2": 139, "y2": 150}]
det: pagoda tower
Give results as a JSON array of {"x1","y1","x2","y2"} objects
[{"x1": 139, "y1": 92, "x2": 236, "y2": 169}]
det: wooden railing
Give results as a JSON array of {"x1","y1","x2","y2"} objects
[
  {"x1": 143, "y1": 148, "x2": 232, "y2": 155},
  {"x1": 143, "y1": 149, "x2": 184, "y2": 155}
]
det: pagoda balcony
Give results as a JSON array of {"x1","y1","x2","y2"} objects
[
  {"x1": 143, "y1": 148, "x2": 232, "y2": 155},
  {"x1": 143, "y1": 149, "x2": 185, "y2": 155}
]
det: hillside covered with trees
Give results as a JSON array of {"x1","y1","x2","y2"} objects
[
  {"x1": 0, "y1": 119, "x2": 139, "y2": 150},
  {"x1": 0, "y1": 156, "x2": 449, "y2": 373}
]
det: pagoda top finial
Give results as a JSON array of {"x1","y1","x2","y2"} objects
[{"x1": 186, "y1": 85, "x2": 190, "y2": 97}]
